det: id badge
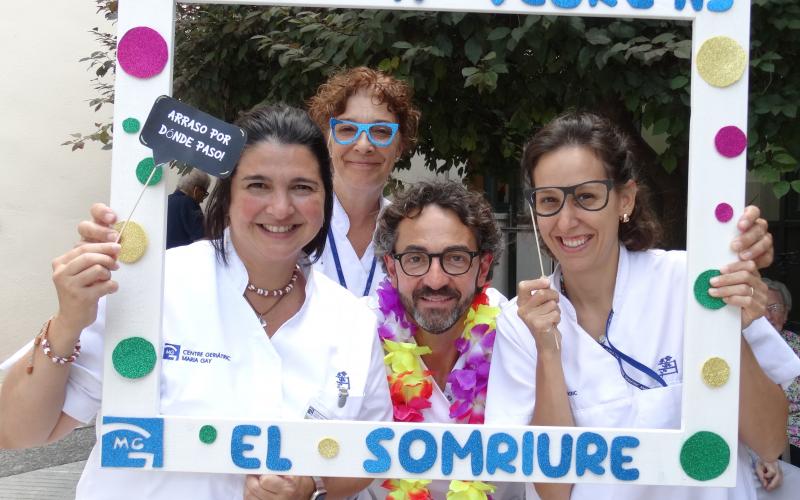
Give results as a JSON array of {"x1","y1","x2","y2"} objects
[{"x1": 305, "y1": 396, "x2": 333, "y2": 420}]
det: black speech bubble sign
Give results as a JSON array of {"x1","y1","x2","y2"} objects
[{"x1": 139, "y1": 96, "x2": 246, "y2": 178}]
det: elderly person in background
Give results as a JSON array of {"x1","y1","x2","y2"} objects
[
  {"x1": 307, "y1": 67, "x2": 421, "y2": 297},
  {"x1": 763, "y1": 278, "x2": 795, "y2": 337},
  {"x1": 167, "y1": 168, "x2": 211, "y2": 249},
  {"x1": 763, "y1": 278, "x2": 800, "y2": 468}
]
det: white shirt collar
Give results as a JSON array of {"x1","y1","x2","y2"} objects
[
  {"x1": 331, "y1": 193, "x2": 390, "y2": 235},
  {"x1": 554, "y1": 243, "x2": 629, "y2": 320}
]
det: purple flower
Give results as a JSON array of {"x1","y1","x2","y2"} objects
[
  {"x1": 466, "y1": 353, "x2": 486, "y2": 367},
  {"x1": 474, "y1": 359, "x2": 491, "y2": 379},
  {"x1": 480, "y1": 329, "x2": 496, "y2": 349},
  {"x1": 378, "y1": 324, "x2": 395, "y2": 341},
  {"x1": 455, "y1": 337, "x2": 470, "y2": 355},
  {"x1": 449, "y1": 400, "x2": 472, "y2": 419},
  {"x1": 377, "y1": 281, "x2": 401, "y2": 311},
  {"x1": 471, "y1": 323, "x2": 490, "y2": 337},
  {"x1": 448, "y1": 369, "x2": 477, "y2": 400}
]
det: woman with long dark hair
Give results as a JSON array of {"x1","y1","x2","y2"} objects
[{"x1": 0, "y1": 105, "x2": 391, "y2": 500}]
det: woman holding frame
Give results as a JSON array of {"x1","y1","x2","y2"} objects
[
  {"x1": 0, "y1": 105, "x2": 391, "y2": 500},
  {"x1": 485, "y1": 111, "x2": 800, "y2": 500}
]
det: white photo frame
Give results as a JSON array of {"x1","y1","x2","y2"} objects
[{"x1": 102, "y1": 0, "x2": 751, "y2": 487}]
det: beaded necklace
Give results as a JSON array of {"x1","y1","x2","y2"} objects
[{"x1": 375, "y1": 279, "x2": 500, "y2": 499}]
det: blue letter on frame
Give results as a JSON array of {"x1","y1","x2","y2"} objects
[
  {"x1": 266, "y1": 425, "x2": 292, "y2": 471},
  {"x1": 487, "y1": 432, "x2": 518, "y2": 474},
  {"x1": 551, "y1": 0, "x2": 582, "y2": 8},
  {"x1": 538, "y1": 433, "x2": 573, "y2": 478},
  {"x1": 522, "y1": 432, "x2": 535, "y2": 475},
  {"x1": 675, "y1": 0, "x2": 704, "y2": 11},
  {"x1": 364, "y1": 428, "x2": 394, "y2": 473},
  {"x1": 610, "y1": 436, "x2": 640, "y2": 480},
  {"x1": 442, "y1": 431, "x2": 484, "y2": 475},
  {"x1": 231, "y1": 425, "x2": 261, "y2": 470},
  {"x1": 707, "y1": 0, "x2": 733, "y2": 12},
  {"x1": 399, "y1": 430, "x2": 438, "y2": 474},
  {"x1": 575, "y1": 432, "x2": 608, "y2": 476}
]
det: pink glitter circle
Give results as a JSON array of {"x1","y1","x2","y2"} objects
[
  {"x1": 714, "y1": 126, "x2": 747, "y2": 158},
  {"x1": 715, "y1": 203, "x2": 734, "y2": 223},
  {"x1": 117, "y1": 27, "x2": 168, "y2": 79}
]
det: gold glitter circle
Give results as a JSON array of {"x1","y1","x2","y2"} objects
[
  {"x1": 702, "y1": 357, "x2": 730, "y2": 388},
  {"x1": 696, "y1": 36, "x2": 747, "y2": 88},
  {"x1": 317, "y1": 438, "x2": 340, "y2": 459},
  {"x1": 113, "y1": 221, "x2": 148, "y2": 264}
]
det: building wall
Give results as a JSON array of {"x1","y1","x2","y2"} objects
[{"x1": 0, "y1": 3, "x2": 114, "y2": 381}]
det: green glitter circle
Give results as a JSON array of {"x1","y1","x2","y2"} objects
[
  {"x1": 680, "y1": 431, "x2": 730, "y2": 481},
  {"x1": 693, "y1": 269, "x2": 725, "y2": 310},
  {"x1": 199, "y1": 425, "x2": 217, "y2": 444},
  {"x1": 122, "y1": 118, "x2": 140, "y2": 134},
  {"x1": 112, "y1": 337, "x2": 157, "y2": 379},
  {"x1": 136, "y1": 158, "x2": 163, "y2": 186}
]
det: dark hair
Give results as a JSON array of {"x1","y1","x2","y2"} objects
[
  {"x1": 205, "y1": 104, "x2": 333, "y2": 264},
  {"x1": 374, "y1": 180, "x2": 503, "y2": 272},
  {"x1": 307, "y1": 66, "x2": 421, "y2": 157},
  {"x1": 521, "y1": 111, "x2": 662, "y2": 251}
]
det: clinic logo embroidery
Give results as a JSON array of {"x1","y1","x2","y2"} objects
[
  {"x1": 101, "y1": 417, "x2": 164, "y2": 468},
  {"x1": 336, "y1": 371, "x2": 350, "y2": 390},
  {"x1": 336, "y1": 371, "x2": 350, "y2": 408},
  {"x1": 162, "y1": 343, "x2": 181, "y2": 360},
  {"x1": 162, "y1": 345, "x2": 232, "y2": 364},
  {"x1": 657, "y1": 355, "x2": 679, "y2": 376}
]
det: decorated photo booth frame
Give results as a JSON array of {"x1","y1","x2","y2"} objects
[{"x1": 104, "y1": 0, "x2": 751, "y2": 487}]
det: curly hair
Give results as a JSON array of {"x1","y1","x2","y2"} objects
[
  {"x1": 307, "y1": 66, "x2": 420, "y2": 156},
  {"x1": 374, "y1": 181, "x2": 503, "y2": 273},
  {"x1": 521, "y1": 111, "x2": 663, "y2": 251}
]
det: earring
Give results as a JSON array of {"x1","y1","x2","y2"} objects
[{"x1": 620, "y1": 213, "x2": 630, "y2": 223}]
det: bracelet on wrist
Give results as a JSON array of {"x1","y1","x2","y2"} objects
[{"x1": 26, "y1": 318, "x2": 81, "y2": 374}]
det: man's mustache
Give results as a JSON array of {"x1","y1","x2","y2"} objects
[{"x1": 413, "y1": 286, "x2": 460, "y2": 301}]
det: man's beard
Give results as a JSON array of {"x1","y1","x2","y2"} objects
[{"x1": 400, "y1": 285, "x2": 474, "y2": 334}]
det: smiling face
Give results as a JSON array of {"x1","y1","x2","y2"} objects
[
  {"x1": 385, "y1": 204, "x2": 492, "y2": 335},
  {"x1": 531, "y1": 145, "x2": 636, "y2": 275},
  {"x1": 228, "y1": 141, "x2": 325, "y2": 270},
  {"x1": 329, "y1": 89, "x2": 402, "y2": 195}
]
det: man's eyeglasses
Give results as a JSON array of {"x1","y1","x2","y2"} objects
[
  {"x1": 524, "y1": 179, "x2": 614, "y2": 217},
  {"x1": 392, "y1": 250, "x2": 480, "y2": 277},
  {"x1": 329, "y1": 118, "x2": 399, "y2": 148},
  {"x1": 767, "y1": 303, "x2": 786, "y2": 313}
]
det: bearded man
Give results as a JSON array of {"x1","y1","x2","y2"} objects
[{"x1": 363, "y1": 180, "x2": 524, "y2": 500}]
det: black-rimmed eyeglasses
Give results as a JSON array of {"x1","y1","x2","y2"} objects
[
  {"x1": 392, "y1": 250, "x2": 480, "y2": 276},
  {"x1": 524, "y1": 179, "x2": 614, "y2": 217}
]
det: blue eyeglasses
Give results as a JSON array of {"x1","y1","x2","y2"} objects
[{"x1": 329, "y1": 118, "x2": 399, "y2": 148}]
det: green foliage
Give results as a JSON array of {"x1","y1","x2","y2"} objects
[
  {"x1": 63, "y1": 1, "x2": 118, "y2": 151},
  {"x1": 73, "y1": 1, "x2": 800, "y2": 199}
]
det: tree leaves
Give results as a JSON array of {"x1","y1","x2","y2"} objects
[
  {"x1": 69, "y1": 2, "x2": 799, "y2": 202},
  {"x1": 464, "y1": 36, "x2": 482, "y2": 64}
]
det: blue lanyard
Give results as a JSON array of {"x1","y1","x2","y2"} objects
[
  {"x1": 327, "y1": 229, "x2": 377, "y2": 297},
  {"x1": 598, "y1": 310, "x2": 668, "y2": 391}
]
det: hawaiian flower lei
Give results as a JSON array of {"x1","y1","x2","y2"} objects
[{"x1": 375, "y1": 278, "x2": 501, "y2": 500}]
